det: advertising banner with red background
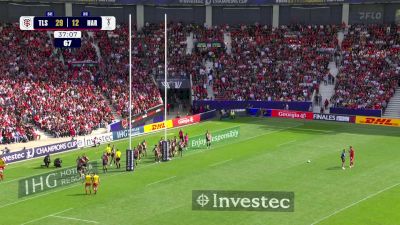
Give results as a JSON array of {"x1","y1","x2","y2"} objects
[
  {"x1": 271, "y1": 110, "x2": 313, "y2": 120},
  {"x1": 172, "y1": 114, "x2": 201, "y2": 127}
]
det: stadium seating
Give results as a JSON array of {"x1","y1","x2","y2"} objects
[
  {"x1": 331, "y1": 24, "x2": 400, "y2": 110},
  {"x1": 200, "y1": 24, "x2": 337, "y2": 101},
  {"x1": 2, "y1": 21, "x2": 400, "y2": 144}
]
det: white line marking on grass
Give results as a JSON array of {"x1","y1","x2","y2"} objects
[
  {"x1": 147, "y1": 176, "x2": 176, "y2": 186},
  {"x1": 277, "y1": 140, "x2": 297, "y2": 147},
  {"x1": 209, "y1": 159, "x2": 232, "y2": 167},
  {"x1": 50, "y1": 215, "x2": 99, "y2": 224},
  {"x1": 21, "y1": 208, "x2": 73, "y2": 225},
  {"x1": 310, "y1": 182, "x2": 400, "y2": 225}
]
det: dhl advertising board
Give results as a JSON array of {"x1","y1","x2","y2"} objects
[
  {"x1": 144, "y1": 120, "x2": 173, "y2": 133},
  {"x1": 355, "y1": 116, "x2": 400, "y2": 127}
]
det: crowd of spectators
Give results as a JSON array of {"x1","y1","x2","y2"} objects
[
  {"x1": 331, "y1": 24, "x2": 400, "y2": 110},
  {"x1": 196, "y1": 24, "x2": 338, "y2": 101},
  {"x1": 2, "y1": 21, "x2": 400, "y2": 144},
  {"x1": 0, "y1": 23, "x2": 113, "y2": 143}
]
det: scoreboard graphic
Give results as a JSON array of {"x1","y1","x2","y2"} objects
[{"x1": 19, "y1": 16, "x2": 116, "y2": 48}]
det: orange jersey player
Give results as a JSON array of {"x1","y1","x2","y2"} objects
[
  {"x1": 84, "y1": 174, "x2": 92, "y2": 195},
  {"x1": 92, "y1": 173, "x2": 100, "y2": 194},
  {"x1": 0, "y1": 158, "x2": 5, "y2": 181}
]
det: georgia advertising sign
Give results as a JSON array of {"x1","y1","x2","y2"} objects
[
  {"x1": 271, "y1": 110, "x2": 313, "y2": 120},
  {"x1": 172, "y1": 114, "x2": 201, "y2": 127},
  {"x1": 144, "y1": 120, "x2": 174, "y2": 133},
  {"x1": 355, "y1": 116, "x2": 400, "y2": 127},
  {"x1": 313, "y1": 113, "x2": 354, "y2": 123}
]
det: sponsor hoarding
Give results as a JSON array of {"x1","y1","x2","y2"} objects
[
  {"x1": 1, "y1": 140, "x2": 78, "y2": 164},
  {"x1": 313, "y1": 113, "x2": 355, "y2": 123},
  {"x1": 172, "y1": 114, "x2": 201, "y2": 127},
  {"x1": 355, "y1": 116, "x2": 400, "y2": 127},
  {"x1": 18, "y1": 162, "x2": 98, "y2": 198},
  {"x1": 77, "y1": 132, "x2": 113, "y2": 148},
  {"x1": 144, "y1": 120, "x2": 173, "y2": 133},
  {"x1": 189, "y1": 127, "x2": 240, "y2": 149},
  {"x1": 271, "y1": 110, "x2": 313, "y2": 120},
  {"x1": 112, "y1": 126, "x2": 145, "y2": 140}
]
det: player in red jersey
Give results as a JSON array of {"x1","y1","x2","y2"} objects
[{"x1": 349, "y1": 146, "x2": 355, "y2": 168}]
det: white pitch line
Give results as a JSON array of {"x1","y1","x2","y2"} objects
[
  {"x1": 147, "y1": 176, "x2": 176, "y2": 186},
  {"x1": 310, "y1": 182, "x2": 400, "y2": 225},
  {"x1": 50, "y1": 215, "x2": 99, "y2": 224},
  {"x1": 277, "y1": 140, "x2": 297, "y2": 147},
  {"x1": 21, "y1": 208, "x2": 73, "y2": 225},
  {"x1": 209, "y1": 159, "x2": 232, "y2": 167}
]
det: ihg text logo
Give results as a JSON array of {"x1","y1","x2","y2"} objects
[{"x1": 192, "y1": 190, "x2": 294, "y2": 212}]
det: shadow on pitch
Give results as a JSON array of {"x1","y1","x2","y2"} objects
[{"x1": 326, "y1": 166, "x2": 342, "y2": 170}]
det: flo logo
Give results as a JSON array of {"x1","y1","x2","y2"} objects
[
  {"x1": 196, "y1": 194, "x2": 210, "y2": 207},
  {"x1": 192, "y1": 190, "x2": 294, "y2": 212}
]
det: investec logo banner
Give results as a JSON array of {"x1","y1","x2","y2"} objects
[
  {"x1": 192, "y1": 190, "x2": 294, "y2": 212},
  {"x1": 189, "y1": 127, "x2": 240, "y2": 149},
  {"x1": 18, "y1": 162, "x2": 98, "y2": 198}
]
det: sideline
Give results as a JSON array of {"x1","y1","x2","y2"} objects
[{"x1": 20, "y1": 208, "x2": 73, "y2": 225}]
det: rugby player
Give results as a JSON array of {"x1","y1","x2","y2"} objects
[
  {"x1": 178, "y1": 141, "x2": 184, "y2": 157},
  {"x1": 341, "y1": 149, "x2": 346, "y2": 170},
  {"x1": 206, "y1": 130, "x2": 212, "y2": 149},
  {"x1": 184, "y1": 133, "x2": 189, "y2": 149},
  {"x1": 102, "y1": 153, "x2": 109, "y2": 173},
  {"x1": 349, "y1": 146, "x2": 355, "y2": 168},
  {"x1": 134, "y1": 147, "x2": 139, "y2": 166},
  {"x1": 115, "y1": 149, "x2": 122, "y2": 169},
  {"x1": 142, "y1": 140, "x2": 147, "y2": 157},
  {"x1": 0, "y1": 157, "x2": 5, "y2": 181},
  {"x1": 92, "y1": 173, "x2": 100, "y2": 194},
  {"x1": 179, "y1": 129, "x2": 184, "y2": 142},
  {"x1": 110, "y1": 145, "x2": 116, "y2": 166},
  {"x1": 153, "y1": 144, "x2": 161, "y2": 163},
  {"x1": 106, "y1": 144, "x2": 112, "y2": 159},
  {"x1": 84, "y1": 173, "x2": 92, "y2": 195}
]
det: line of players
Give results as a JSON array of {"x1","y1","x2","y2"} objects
[{"x1": 340, "y1": 146, "x2": 355, "y2": 170}]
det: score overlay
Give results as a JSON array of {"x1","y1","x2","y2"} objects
[{"x1": 19, "y1": 16, "x2": 116, "y2": 31}]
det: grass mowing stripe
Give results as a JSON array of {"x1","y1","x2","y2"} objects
[
  {"x1": 310, "y1": 182, "x2": 400, "y2": 225},
  {"x1": 49, "y1": 215, "x2": 99, "y2": 224},
  {"x1": 209, "y1": 159, "x2": 232, "y2": 167},
  {"x1": 146, "y1": 176, "x2": 177, "y2": 186},
  {"x1": 20, "y1": 208, "x2": 73, "y2": 225}
]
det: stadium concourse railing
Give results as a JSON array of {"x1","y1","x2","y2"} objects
[{"x1": 0, "y1": 110, "x2": 217, "y2": 164}]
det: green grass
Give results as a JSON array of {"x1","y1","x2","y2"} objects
[{"x1": 1, "y1": 117, "x2": 400, "y2": 225}]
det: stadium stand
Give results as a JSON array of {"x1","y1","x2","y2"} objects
[{"x1": 331, "y1": 24, "x2": 400, "y2": 110}]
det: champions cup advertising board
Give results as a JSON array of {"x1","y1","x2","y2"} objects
[
  {"x1": 355, "y1": 116, "x2": 400, "y2": 127},
  {"x1": 1, "y1": 140, "x2": 78, "y2": 164},
  {"x1": 271, "y1": 110, "x2": 313, "y2": 120}
]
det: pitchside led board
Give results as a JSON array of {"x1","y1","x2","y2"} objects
[{"x1": 19, "y1": 14, "x2": 116, "y2": 48}]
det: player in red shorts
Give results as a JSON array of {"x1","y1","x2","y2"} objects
[
  {"x1": 349, "y1": 146, "x2": 355, "y2": 168},
  {"x1": 0, "y1": 158, "x2": 5, "y2": 181}
]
